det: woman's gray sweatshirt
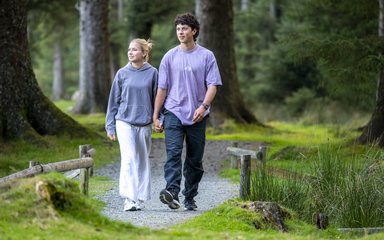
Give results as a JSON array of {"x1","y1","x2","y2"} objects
[{"x1": 105, "y1": 62, "x2": 158, "y2": 135}]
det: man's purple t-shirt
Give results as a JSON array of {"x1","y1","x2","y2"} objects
[{"x1": 158, "y1": 44, "x2": 222, "y2": 125}]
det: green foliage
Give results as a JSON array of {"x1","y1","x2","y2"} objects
[
  {"x1": 278, "y1": 0, "x2": 379, "y2": 110},
  {"x1": 232, "y1": 0, "x2": 379, "y2": 117},
  {"x1": 150, "y1": 20, "x2": 179, "y2": 68},
  {"x1": 284, "y1": 87, "x2": 317, "y2": 116},
  {"x1": 126, "y1": 0, "x2": 193, "y2": 38},
  {"x1": 233, "y1": 0, "x2": 325, "y2": 114},
  {"x1": 254, "y1": 47, "x2": 323, "y2": 105}
]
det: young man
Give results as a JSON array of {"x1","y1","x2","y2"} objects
[{"x1": 153, "y1": 13, "x2": 222, "y2": 211}]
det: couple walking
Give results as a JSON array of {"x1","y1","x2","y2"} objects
[{"x1": 105, "y1": 13, "x2": 222, "y2": 212}]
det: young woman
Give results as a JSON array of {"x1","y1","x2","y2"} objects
[{"x1": 106, "y1": 39, "x2": 158, "y2": 211}]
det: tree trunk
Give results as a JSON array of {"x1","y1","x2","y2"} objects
[
  {"x1": 109, "y1": 0, "x2": 125, "y2": 82},
  {"x1": 241, "y1": 0, "x2": 249, "y2": 11},
  {"x1": 196, "y1": 0, "x2": 263, "y2": 125},
  {"x1": 73, "y1": 0, "x2": 111, "y2": 114},
  {"x1": 357, "y1": 0, "x2": 384, "y2": 147},
  {"x1": 52, "y1": 39, "x2": 64, "y2": 101},
  {"x1": 117, "y1": 0, "x2": 124, "y2": 22},
  {"x1": 0, "y1": 0, "x2": 91, "y2": 141}
]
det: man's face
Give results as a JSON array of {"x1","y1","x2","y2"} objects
[{"x1": 176, "y1": 24, "x2": 196, "y2": 44}]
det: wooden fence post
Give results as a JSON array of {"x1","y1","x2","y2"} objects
[
  {"x1": 79, "y1": 145, "x2": 91, "y2": 195},
  {"x1": 79, "y1": 168, "x2": 90, "y2": 196},
  {"x1": 230, "y1": 142, "x2": 239, "y2": 169},
  {"x1": 257, "y1": 145, "x2": 267, "y2": 164},
  {"x1": 240, "y1": 154, "x2": 251, "y2": 199},
  {"x1": 29, "y1": 161, "x2": 38, "y2": 168},
  {"x1": 79, "y1": 144, "x2": 92, "y2": 158}
]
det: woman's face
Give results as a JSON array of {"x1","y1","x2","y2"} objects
[{"x1": 128, "y1": 42, "x2": 145, "y2": 63}]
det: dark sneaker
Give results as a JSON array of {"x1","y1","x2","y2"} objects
[
  {"x1": 184, "y1": 197, "x2": 197, "y2": 211},
  {"x1": 159, "y1": 189, "x2": 181, "y2": 209}
]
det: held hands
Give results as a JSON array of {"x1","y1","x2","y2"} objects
[
  {"x1": 152, "y1": 105, "x2": 205, "y2": 133},
  {"x1": 153, "y1": 118, "x2": 164, "y2": 133}
]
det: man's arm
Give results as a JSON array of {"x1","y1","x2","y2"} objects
[
  {"x1": 193, "y1": 85, "x2": 217, "y2": 122},
  {"x1": 202, "y1": 85, "x2": 217, "y2": 107}
]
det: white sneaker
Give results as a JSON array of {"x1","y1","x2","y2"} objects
[
  {"x1": 123, "y1": 198, "x2": 137, "y2": 211},
  {"x1": 136, "y1": 200, "x2": 145, "y2": 210}
]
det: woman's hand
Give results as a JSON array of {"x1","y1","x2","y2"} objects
[
  {"x1": 108, "y1": 133, "x2": 116, "y2": 141},
  {"x1": 153, "y1": 118, "x2": 164, "y2": 133}
]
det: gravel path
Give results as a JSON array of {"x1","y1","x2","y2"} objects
[{"x1": 94, "y1": 138, "x2": 259, "y2": 229}]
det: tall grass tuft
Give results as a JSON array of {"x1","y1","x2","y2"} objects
[
  {"x1": 249, "y1": 143, "x2": 384, "y2": 228},
  {"x1": 308, "y1": 144, "x2": 384, "y2": 227},
  {"x1": 249, "y1": 164, "x2": 309, "y2": 215}
]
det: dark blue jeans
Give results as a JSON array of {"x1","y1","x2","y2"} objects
[{"x1": 163, "y1": 110, "x2": 206, "y2": 198}]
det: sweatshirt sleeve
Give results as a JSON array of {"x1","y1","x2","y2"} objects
[
  {"x1": 152, "y1": 69, "x2": 159, "y2": 107},
  {"x1": 105, "y1": 73, "x2": 121, "y2": 135}
]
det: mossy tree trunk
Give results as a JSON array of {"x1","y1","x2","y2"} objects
[
  {"x1": 357, "y1": 0, "x2": 384, "y2": 147},
  {"x1": 196, "y1": 0, "x2": 263, "y2": 126},
  {"x1": 357, "y1": 69, "x2": 384, "y2": 147},
  {"x1": 0, "y1": 0, "x2": 91, "y2": 141}
]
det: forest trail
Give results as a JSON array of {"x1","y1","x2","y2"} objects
[{"x1": 94, "y1": 138, "x2": 260, "y2": 229}]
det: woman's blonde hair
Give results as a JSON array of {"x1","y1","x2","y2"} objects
[{"x1": 129, "y1": 38, "x2": 154, "y2": 62}]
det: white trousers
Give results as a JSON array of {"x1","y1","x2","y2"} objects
[{"x1": 116, "y1": 120, "x2": 152, "y2": 202}]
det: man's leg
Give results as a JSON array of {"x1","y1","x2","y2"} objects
[
  {"x1": 160, "y1": 110, "x2": 184, "y2": 209},
  {"x1": 182, "y1": 117, "x2": 206, "y2": 210}
]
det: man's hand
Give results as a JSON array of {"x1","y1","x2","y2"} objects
[{"x1": 193, "y1": 105, "x2": 206, "y2": 123}]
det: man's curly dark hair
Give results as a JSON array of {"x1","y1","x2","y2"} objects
[{"x1": 174, "y1": 13, "x2": 200, "y2": 42}]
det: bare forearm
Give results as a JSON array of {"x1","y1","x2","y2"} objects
[
  {"x1": 153, "y1": 88, "x2": 167, "y2": 120},
  {"x1": 203, "y1": 85, "x2": 217, "y2": 105}
]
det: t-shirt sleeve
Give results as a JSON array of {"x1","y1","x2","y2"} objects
[
  {"x1": 158, "y1": 58, "x2": 169, "y2": 89},
  {"x1": 205, "y1": 52, "x2": 222, "y2": 87}
]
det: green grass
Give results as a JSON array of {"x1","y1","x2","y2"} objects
[
  {"x1": 0, "y1": 136, "x2": 120, "y2": 177},
  {"x1": 171, "y1": 201, "x2": 352, "y2": 240},
  {"x1": 0, "y1": 100, "x2": 118, "y2": 177},
  {"x1": 0, "y1": 173, "x2": 165, "y2": 240},
  {"x1": 1, "y1": 100, "x2": 384, "y2": 239},
  {"x1": 2, "y1": 173, "x2": 375, "y2": 240}
]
